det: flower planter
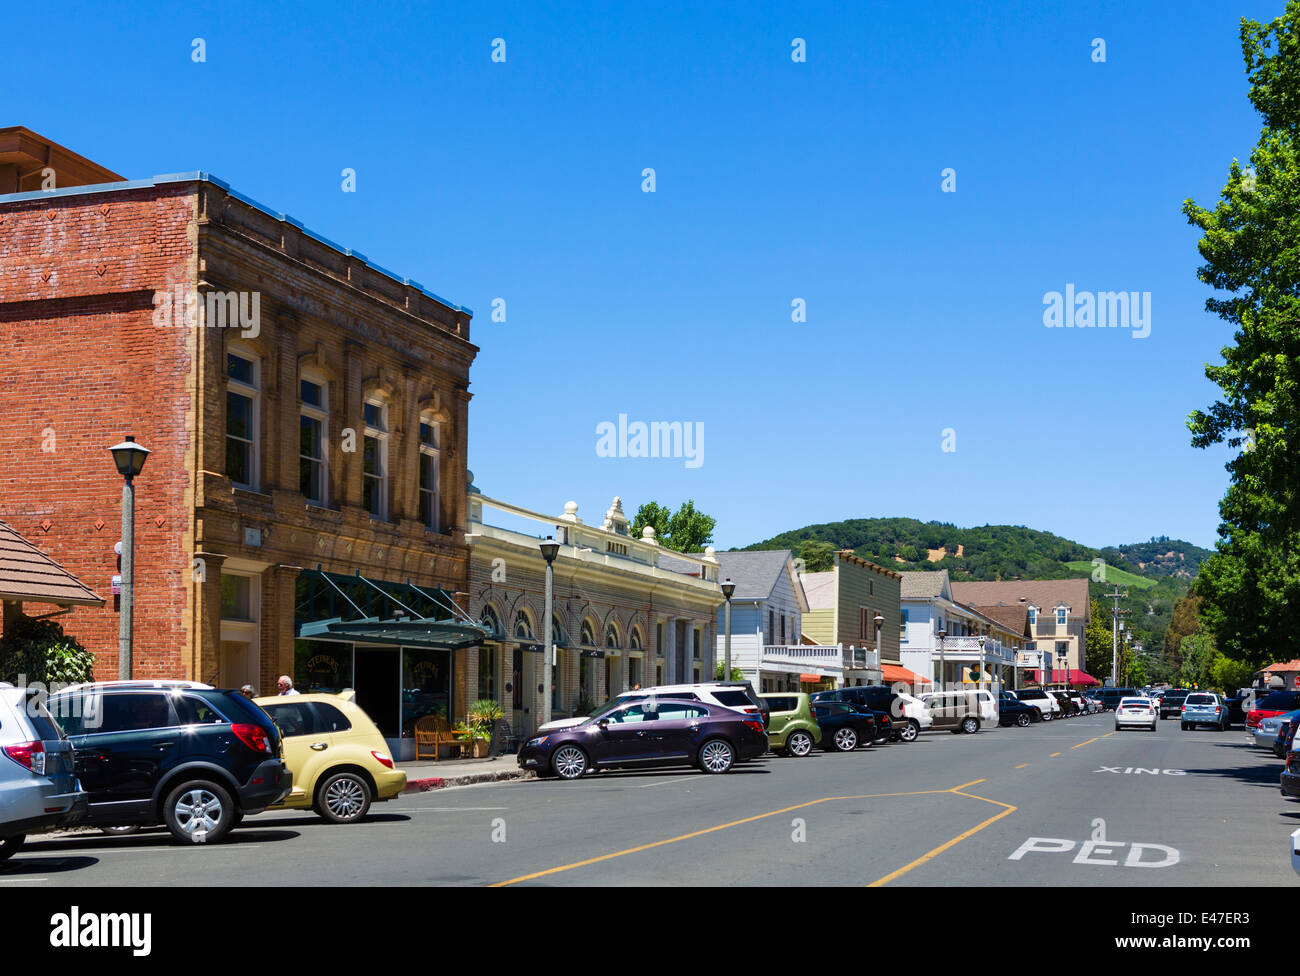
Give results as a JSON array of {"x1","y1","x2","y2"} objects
[{"x1": 472, "y1": 739, "x2": 491, "y2": 758}]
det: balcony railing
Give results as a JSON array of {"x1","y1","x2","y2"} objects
[{"x1": 842, "y1": 646, "x2": 881, "y2": 670}]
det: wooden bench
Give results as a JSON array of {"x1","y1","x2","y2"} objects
[{"x1": 414, "y1": 715, "x2": 472, "y2": 761}]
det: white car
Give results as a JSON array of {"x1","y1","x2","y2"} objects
[
  {"x1": 1114, "y1": 697, "x2": 1158, "y2": 731},
  {"x1": 535, "y1": 682, "x2": 763, "y2": 733},
  {"x1": 894, "y1": 692, "x2": 934, "y2": 733}
]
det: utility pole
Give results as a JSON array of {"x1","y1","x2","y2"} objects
[{"x1": 1105, "y1": 585, "x2": 1127, "y2": 686}]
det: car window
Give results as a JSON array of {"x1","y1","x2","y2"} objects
[
  {"x1": 764, "y1": 696, "x2": 798, "y2": 713},
  {"x1": 1186, "y1": 694, "x2": 1215, "y2": 705},
  {"x1": 86, "y1": 693, "x2": 175, "y2": 734},
  {"x1": 712, "y1": 691, "x2": 752, "y2": 707},
  {"x1": 22, "y1": 694, "x2": 65, "y2": 740},
  {"x1": 263, "y1": 702, "x2": 319, "y2": 737},
  {"x1": 311, "y1": 702, "x2": 353, "y2": 732},
  {"x1": 656, "y1": 703, "x2": 708, "y2": 721},
  {"x1": 174, "y1": 695, "x2": 227, "y2": 725},
  {"x1": 605, "y1": 703, "x2": 653, "y2": 725}
]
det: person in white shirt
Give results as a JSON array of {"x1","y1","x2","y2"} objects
[{"x1": 277, "y1": 675, "x2": 301, "y2": 696}]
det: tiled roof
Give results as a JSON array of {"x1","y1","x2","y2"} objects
[
  {"x1": 711, "y1": 550, "x2": 793, "y2": 601},
  {"x1": 799, "y1": 571, "x2": 836, "y2": 610},
  {"x1": 0, "y1": 521, "x2": 104, "y2": 607},
  {"x1": 900, "y1": 570, "x2": 950, "y2": 599},
  {"x1": 950, "y1": 579, "x2": 1090, "y2": 617},
  {"x1": 971, "y1": 604, "x2": 1030, "y2": 638}
]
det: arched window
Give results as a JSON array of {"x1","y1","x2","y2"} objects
[
  {"x1": 514, "y1": 609, "x2": 535, "y2": 640},
  {"x1": 604, "y1": 622, "x2": 621, "y2": 649},
  {"x1": 580, "y1": 619, "x2": 596, "y2": 646},
  {"x1": 552, "y1": 614, "x2": 568, "y2": 645},
  {"x1": 480, "y1": 605, "x2": 503, "y2": 637},
  {"x1": 418, "y1": 413, "x2": 441, "y2": 531},
  {"x1": 629, "y1": 626, "x2": 644, "y2": 652}
]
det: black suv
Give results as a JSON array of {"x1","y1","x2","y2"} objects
[
  {"x1": 48, "y1": 681, "x2": 291, "y2": 844},
  {"x1": 1158, "y1": 689, "x2": 1190, "y2": 720},
  {"x1": 810, "y1": 686, "x2": 914, "y2": 741}
]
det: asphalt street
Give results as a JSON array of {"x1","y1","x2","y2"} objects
[{"x1": 4, "y1": 713, "x2": 1295, "y2": 887}]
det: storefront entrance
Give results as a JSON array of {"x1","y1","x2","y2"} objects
[{"x1": 354, "y1": 646, "x2": 401, "y2": 740}]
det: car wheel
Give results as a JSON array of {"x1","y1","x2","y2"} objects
[
  {"x1": 552, "y1": 745, "x2": 589, "y2": 780},
  {"x1": 1016, "y1": 713, "x2": 1031, "y2": 727},
  {"x1": 899, "y1": 720, "x2": 919, "y2": 742},
  {"x1": 698, "y1": 738, "x2": 735, "y2": 773},
  {"x1": 1181, "y1": 722, "x2": 1188, "y2": 731},
  {"x1": 832, "y1": 727, "x2": 858, "y2": 752},
  {"x1": 1041, "y1": 711, "x2": 1053, "y2": 722},
  {"x1": 787, "y1": 730, "x2": 814, "y2": 757},
  {"x1": 0, "y1": 835, "x2": 24, "y2": 862},
  {"x1": 162, "y1": 780, "x2": 236, "y2": 844},
  {"x1": 961, "y1": 716, "x2": 980, "y2": 734},
  {"x1": 317, "y1": 771, "x2": 373, "y2": 824},
  {"x1": 99, "y1": 825, "x2": 141, "y2": 835}
]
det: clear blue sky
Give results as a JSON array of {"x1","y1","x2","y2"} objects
[{"x1": 8, "y1": 0, "x2": 1280, "y2": 551}]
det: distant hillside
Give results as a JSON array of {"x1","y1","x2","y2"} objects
[{"x1": 744, "y1": 518, "x2": 1214, "y2": 674}]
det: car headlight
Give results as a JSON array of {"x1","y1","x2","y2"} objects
[{"x1": 525, "y1": 736, "x2": 549, "y2": 748}]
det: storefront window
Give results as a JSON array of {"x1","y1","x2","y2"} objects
[
  {"x1": 401, "y1": 648, "x2": 451, "y2": 737},
  {"x1": 478, "y1": 644, "x2": 497, "y2": 700},
  {"x1": 294, "y1": 640, "x2": 353, "y2": 693}
]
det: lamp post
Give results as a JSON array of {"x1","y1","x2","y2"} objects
[
  {"x1": 109, "y1": 436, "x2": 150, "y2": 681},
  {"x1": 539, "y1": 536, "x2": 560, "y2": 728},
  {"x1": 721, "y1": 578, "x2": 736, "y2": 680},
  {"x1": 873, "y1": 614, "x2": 884, "y2": 673},
  {"x1": 978, "y1": 634, "x2": 987, "y2": 691},
  {"x1": 937, "y1": 629, "x2": 947, "y2": 692}
]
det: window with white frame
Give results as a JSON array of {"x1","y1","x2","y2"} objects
[
  {"x1": 1056, "y1": 606, "x2": 1068, "y2": 626},
  {"x1": 362, "y1": 399, "x2": 388, "y2": 519},
  {"x1": 900, "y1": 609, "x2": 909, "y2": 641},
  {"x1": 299, "y1": 376, "x2": 328, "y2": 505},
  {"x1": 418, "y1": 416, "x2": 440, "y2": 531},
  {"x1": 1027, "y1": 605, "x2": 1038, "y2": 626},
  {"x1": 226, "y1": 351, "x2": 259, "y2": 488}
]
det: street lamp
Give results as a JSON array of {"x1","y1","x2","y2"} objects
[
  {"x1": 109, "y1": 436, "x2": 150, "y2": 681},
  {"x1": 977, "y1": 634, "x2": 987, "y2": 691},
  {"x1": 721, "y1": 578, "x2": 736, "y2": 680},
  {"x1": 937, "y1": 629, "x2": 947, "y2": 692},
  {"x1": 873, "y1": 614, "x2": 884, "y2": 671},
  {"x1": 539, "y1": 536, "x2": 560, "y2": 728}
]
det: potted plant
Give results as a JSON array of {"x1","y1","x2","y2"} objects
[{"x1": 467, "y1": 699, "x2": 504, "y2": 757}]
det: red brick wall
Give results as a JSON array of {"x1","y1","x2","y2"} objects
[{"x1": 0, "y1": 184, "x2": 197, "y2": 679}]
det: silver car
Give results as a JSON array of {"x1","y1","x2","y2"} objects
[
  {"x1": 1180, "y1": 692, "x2": 1228, "y2": 731},
  {"x1": 0, "y1": 682, "x2": 86, "y2": 861}
]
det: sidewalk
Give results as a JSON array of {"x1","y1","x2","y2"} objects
[{"x1": 398, "y1": 752, "x2": 533, "y2": 793}]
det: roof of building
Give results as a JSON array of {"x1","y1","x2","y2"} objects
[
  {"x1": 836, "y1": 550, "x2": 903, "y2": 579},
  {"x1": 799, "y1": 571, "x2": 836, "y2": 610},
  {"x1": 900, "y1": 570, "x2": 951, "y2": 600},
  {"x1": 0, "y1": 521, "x2": 104, "y2": 607},
  {"x1": 950, "y1": 579, "x2": 1090, "y2": 615},
  {"x1": 970, "y1": 603, "x2": 1031, "y2": 638},
  {"x1": 0, "y1": 126, "x2": 125, "y2": 192},
  {"x1": 711, "y1": 550, "x2": 795, "y2": 602},
  {"x1": 0, "y1": 128, "x2": 471, "y2": 317}
]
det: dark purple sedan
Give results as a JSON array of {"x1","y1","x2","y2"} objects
[{"x1": 517, "y1": 698, "x2": 769, "y2": 779}]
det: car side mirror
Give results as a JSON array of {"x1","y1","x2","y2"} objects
[{"x1": 597, "y1": 718, "x2": 610, "y2": 729}]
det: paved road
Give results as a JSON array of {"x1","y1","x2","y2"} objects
[{"x1": 4, "y1": 713, "x2": 1295, "y2": 886}]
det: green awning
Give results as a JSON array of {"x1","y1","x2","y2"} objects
[{"x1": 294, "y1": 568, "x2": 490, "y2": 650}]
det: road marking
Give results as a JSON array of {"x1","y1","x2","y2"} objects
[
  {"x1": 491, "y1": 782, "x2": 973, "y2": 887},
  {"x1": 0, "y1": 877, "x2": 47, "y2": 883},
  {"x1": 406, "y1": 806, "x2": 511, "y2": 812},
  {"x1": 1050, "y1": 752, "x2": 1062, "y2": 758},
  {"x1": 1071, "y1": 737, "x2": 1099, "y2": 749},
  {"x1": 1015, "y1": 763, "x2": 1029, "y2": 769},
  {"x1": 868, "y1": 784, "x2": 1017, "y2": 887}
]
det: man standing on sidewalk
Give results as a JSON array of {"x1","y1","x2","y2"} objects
[{"x1": 277, "y1": 675, "x2": 301, "y2": 696}]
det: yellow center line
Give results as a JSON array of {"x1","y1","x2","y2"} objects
[
  {"x1": 1015, "y1": 763, "x2": 1029, "y2": 769},
  {"x1": 868, "y1": 789, "x2": 1017, "y2": 887},
  {"x1": 490, "y1": 781, "x2": 990, "y2": 888},
  {"x1": 1049, "y1": 752, "x2": 1062, "y2": 757},
  {"x1": 1071, "y1": 737, "x2": 1099, "y2": 749}
]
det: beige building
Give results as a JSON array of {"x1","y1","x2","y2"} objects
[
  {"x1": 464, "y1": 489, "x2": 723, "y2": 739},
  {"x1": 798, "y1": 551, "x2": 899, "y2": 686},
  {"x1": 950, "y1": 579, "x2": 1091, "y2": 685}
]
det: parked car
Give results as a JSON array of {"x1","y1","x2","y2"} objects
[
  {"x1": 811, "y1": 700, "x2": 877, "y2": 751},
  {"x1": 1051, "y1": 692, "x2": 1080, "y2": 717},
  {"x1": 1081, "y1": 695, "x2": 1103, "y2": 714},
  {"x1": 759, "y1": 693, "x2": 823, "y2": 756},
  {"x1": 997, "y1": 692, "x2": 1042, "y2": 727},
  {"x1": 1281, "y1": 743, "x2": 1300, "y2": 799},
  {"x1": 1098, "y1": 688, "x2": 1138, "y2": 711},
  {"x1": 0, "y1": 683, "x2": 87, "y2": 862},
  {"x1": 917, "y1": 689, "x2": 999, "y2": 734},
  {"x1": 47, "y1": 681, "x2": 291, "y2": 844},
  {"x1": 1014, "y1": 687, "x2": 1061, "y2": 720},
  {"x1": 536, "y1": 681, "x2": 769, "y2": 733},
  {"x1": 254, "y1": 691, "x2": 405, "y2": 823},
  {"x1": 1246, "y1": 690, "x2": 1300, "y2": 732},
  {"x1": 1225, "y1": 693, "x2": 1250, "y2": 726},
  {"x1": 1180, "y1": 692, "x2": 1228, "y2": 732},
  {"x1": 517, "y1": 698, "x2": 768, "y2": 778},
  {"x1": 1254, "y1": 709, "x2": 1300, "y2": 751},
  {"x1": 1273, "y1": 715, "x2": 1300, "y2": 759},
  {"x1": 1114, "y1": 697, "x2": 1158, "y2": 731},
  {"x1": 810, "y1": 685, "x2": 929, "y2": 741}
]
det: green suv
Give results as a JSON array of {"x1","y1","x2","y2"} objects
[{"x1": 759, "y1": 693, "x2": 822, "y2": 757}]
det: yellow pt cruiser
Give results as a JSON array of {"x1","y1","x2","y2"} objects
[{"x1": 253, "y1": 691, "x2": 406, "y2": 823}]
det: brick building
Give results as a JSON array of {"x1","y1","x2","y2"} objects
[{"x1": 0, "y1": 128, "x2": 480, "y2": 749}]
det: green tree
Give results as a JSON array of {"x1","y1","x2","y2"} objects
[
  {"x1": 1084, "y1": 599, "x2": 1116, "y2": 680},
  {"x1": 1183, "y1": 2, "x2": 1300, "y2": 666},
  {"x1": 1175, "y1": 633, "x2": 1217, "y2": 690},
  {"x1": 1210, "y1": 653, "x2": 1255, "y2": 693},
  {"x1": 1162, "y1": 589, "x2": 1202, "y2": 667},
  {"x1": 631, "y1": 500, "x2": 717, "y2": 553},
  {"x1": 795, "y1": 539, "x2": 836, "y2": 573},
  {"x1": 715, "y1": 661, "x2": 745, "y2": 681},
  {"x1": 0, "y1": 617, "x2": 95, "y2": 686}
]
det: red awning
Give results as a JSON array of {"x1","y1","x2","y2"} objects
[
  {"x1": 881, "y1": 664, "x2": 932, "y2": 687},
  {"x1": 799, "y1": 673, "x2": 823, "y2": 683},
  {"x1": 1031, "y1": 668, "x2": 1099, "y2": 686}
]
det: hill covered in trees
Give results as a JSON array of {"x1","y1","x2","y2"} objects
[{"x1": 743, "y1": 518, "x2": 1213, "y2": 677}]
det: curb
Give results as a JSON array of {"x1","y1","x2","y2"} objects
[{"x1": 403, "y1": 768, "x2": 533, "y2": 793}]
